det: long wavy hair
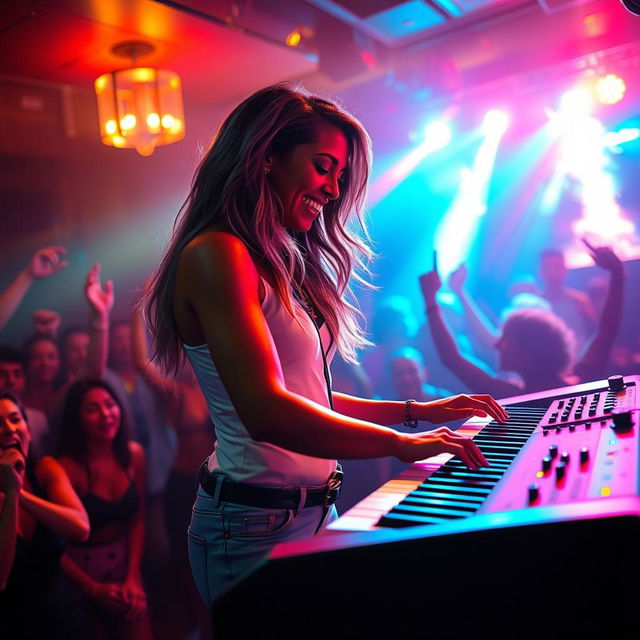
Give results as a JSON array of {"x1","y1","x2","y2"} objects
[
  {"x1": 144, "y1": 83, "x2": 374, "y2": 373},
  {"x1": 57, "y1": 379, "x2": 131, "y2": 470}
]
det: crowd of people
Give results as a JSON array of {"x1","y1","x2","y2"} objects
[
  {"x1": 0, "y1": 247, "x2": 213, "y2": 639},
  {"x1": 1, "y1": 83, "x2": 637, "y2": 639}
]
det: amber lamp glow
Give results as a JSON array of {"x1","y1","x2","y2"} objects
[{"x1": 95, "y1": 42, "x2": 185, "y2": 156}]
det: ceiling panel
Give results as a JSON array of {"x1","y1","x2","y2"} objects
[
  {"x1": 363, "y1": 1, "x2": 446, "y2": 40},
  {"x1": 0, "y1": 0, "x2": 318, "y2": 105}
]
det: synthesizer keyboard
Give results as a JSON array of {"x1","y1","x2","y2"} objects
[
  {"x1": 327, "y1": 374, "x2": 638, "y2": 531},
  {"x1": 212, "y1": 376, "x2": 640, "y2": 639}
]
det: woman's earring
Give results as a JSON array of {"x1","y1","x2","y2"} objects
[{"x1": 264, "y1": 165, "x2": 270, "y2": 175}]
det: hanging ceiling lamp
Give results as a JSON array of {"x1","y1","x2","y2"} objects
[{"x1": 94, "y1": 41, "x2": 185, "y2": 157}]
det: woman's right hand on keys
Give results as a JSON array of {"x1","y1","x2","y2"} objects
[{"x1": 395, "y1": 427, "x2": 489, "y2": 470}]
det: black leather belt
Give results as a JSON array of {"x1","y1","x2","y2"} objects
[{"x1": 198, "y1": 463, "x2": 342, "y2": 510}]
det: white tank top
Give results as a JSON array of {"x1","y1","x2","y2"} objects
[{"x1": 183, "y1": 278, "x2": 337, "y2": 487}]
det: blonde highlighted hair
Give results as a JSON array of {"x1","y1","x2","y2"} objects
[{"x1": 144, "y1": 84, "x2": 374, "y2": 372}]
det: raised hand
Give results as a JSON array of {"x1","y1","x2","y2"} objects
[
  {"x1": 448, "y1": 264, "x2": 467, "y2": 295},
  {"x1": 27, "y1": 246, "x2": 68, "y2": 280},
  {"x1": 418, "y1": 393, "x2": 509, "y2": 424},
  {"x1": 398, "y1": 426, "x2": 489, "y2": 469},
  {"x1": 583, "y1": 239, "x2": 624, "y2": 276},
  {"x1": 419, "y1": 251, "x2": 441, "y2": 305},
  {"x1": 32, "y1": 309, "x2": 61, "y2": 336},
  {"x1": 84, "y1": 264, "x2": 114, "y2": 318}
]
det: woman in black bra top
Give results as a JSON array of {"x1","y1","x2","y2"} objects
[{"x1": 57, "y1": 379, "x2": 151, "y2": 640}]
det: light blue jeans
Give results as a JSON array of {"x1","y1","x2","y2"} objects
[{"x1": 187, "y1": 479, "x2": 338, "y2": 606}]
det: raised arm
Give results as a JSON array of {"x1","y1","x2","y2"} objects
[
  {"x1": 574, "y1": 243, "x2": 625, "y2": 381},
  {"x1": 0, "y1": 246, "x2": 68, "y2": 332},
  {"x1": 448, "y1": 264, "x2": 500, "y2": 353},
  {"x1": 175, "y1": 232, "x2": 488, "y2": 469},
  {"x1": 419, "y1": 255, "x2": 520, "y2": 399},
  {"x1": 82, "y1": 264, "x2": 114, "y2": 378},
  {"x1": 132, "y1": 302, "x2": 176, "y2": 395}
]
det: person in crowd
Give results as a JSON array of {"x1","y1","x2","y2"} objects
[
  {"x1": 59, "y1": 326, "x2": 92, "y2": 382},
  {"x1": 131, "y1": 303, "x2": 213, "y2": 639},
  {"x1": 143, "y1": 83, "x2": 508, "y2": 605},
  {"x1": 21, "y1": 334, "x2": 66, "y2": 416},
  {"x1": 447, "y1": 263, "x2": 554, "y2": 376},
  {"x1": 21, "y1": 264, "x2": 113, "y2": 420},
  {"x1": 107, "y1": 317, "x2": 176, "y2": 572},
  {"x1": 362, "y1": 295, "x2": 419, "y2": 398},
  {"x1": 56, "y1": 379, "x2": 151, "y2": 640},
  {"x1": 538, "y1": 247, "x2": 597, "y2": 353},
  {"x1": 330, "y1": 355, "x2": 374, "y2": 398},
  {"x1": 108, "y1": 319, "x2": 176, "y2": 501},
  {"x1": 420, "y1": 241, "x2": 625, "y2": 398},
  {"x1": 0, "y1": 246, "x2": 68, "y2": 332},
  {"x1": 388, "y1": 346, "x2": 452, "y2": 404},
  {"x1": 0, "y1": 390, "x2": 90, "y2": 639},
  {"x1": 0, "y1": 345, "x2": 49, "y2": 457}
]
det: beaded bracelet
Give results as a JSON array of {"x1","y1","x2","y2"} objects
[{"x1": 404, "y1": 398, "x2": 418, "y2": 428}]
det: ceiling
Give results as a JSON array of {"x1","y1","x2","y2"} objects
[{"x1": 0, "y1": 0, "x2": 638, "y2": 108}]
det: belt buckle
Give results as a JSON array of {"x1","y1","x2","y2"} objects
[{"x1": 323, "y1": 467, "x2": 343, "y2": 508}]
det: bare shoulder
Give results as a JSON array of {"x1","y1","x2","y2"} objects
[
  {"x1": 181, "y1": 231, "x2": 256, "y2": 276},
  {"x1": 177, "y1": 231, "x2": 262, "y2": 303}
]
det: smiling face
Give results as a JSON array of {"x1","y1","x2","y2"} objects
[
  {"x1": 267, "y1": 121, "x2": 349, "y2": 232},
  {"x1": 80, "y1": 386, "x2": 121, "y2": 443},
  {"x1": 0, "y1": 397, "x2": 30, "y2": 458}
]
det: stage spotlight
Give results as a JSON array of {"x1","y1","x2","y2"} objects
[
  {"x1": 481, "y1": 109, "x2": 509, "y2": 136},
  {"x1": 423, "y1": 121, "x2": 451, "y2": 150},
  {"x1": 595, "y1": 74, "x2": 626, "y2": 105},
  {"x1": 560, "y1": 88, "x2": 593, "y2": 116}
]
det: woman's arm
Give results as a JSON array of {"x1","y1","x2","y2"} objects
[
  {"x1": 132, "y1": 303, "x2": 177, "y2": 395},
  {"x1": 120, "y1": 442, "x2": 148, "y2": 621},
  {"x1": 20, "y1": 457, "x2": 90, "y2": 542},
  {"x1": 125, "y1": 443, "x2": 146, "y2": 584},
  {"x1": 0, "y1": 449, "x2": 23, "y2": 590},
  {"x1": 175, "y1": 232, "x2": 489, "y2": 469},
  {"x1": 448, "y1": 265, "x2": 500, "y2": 353},
  {"x1": 419, "y1": 262, "x2": 520, "y2": 400},
  {"x1": 574, "y1": 244, "x2": 625, "y2": 381},
  {"x1": 332, "y1": 391, "x2": 508, "y2": 425},
  {"x1": 82, "y1": 264, "x2": 114, "y2": 379},
  {"x1": 0, "y1": 246, "x2": 68, "y2": 331}
]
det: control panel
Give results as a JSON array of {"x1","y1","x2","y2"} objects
[{"x1": 483, "y1": 376, "x2": 638, "y2": 513}]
